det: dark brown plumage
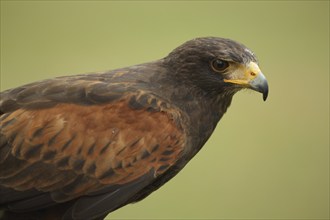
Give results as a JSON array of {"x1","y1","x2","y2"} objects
[{"x1": 0, "y1": 37, "x2": 268, "y2": 220}]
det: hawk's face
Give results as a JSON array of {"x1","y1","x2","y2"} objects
[{"x1": 165, "y1": 37, "x2": 269, "y2": 101}]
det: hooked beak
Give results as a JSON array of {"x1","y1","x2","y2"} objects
[
  {"x1": 249, "y1": 71, "x2": 268, "y2": 101},
  {"x1": 223, "y1": 62, "x2": 269, "y2": 101}
]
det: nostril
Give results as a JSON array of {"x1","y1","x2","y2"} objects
[{"x1": 250, "y1": 72, "x2": 256, "y2": 76}]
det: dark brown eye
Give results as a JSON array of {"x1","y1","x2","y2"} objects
[{"x1": 211, "y1": 59, "x2": 229, "y2": 72}]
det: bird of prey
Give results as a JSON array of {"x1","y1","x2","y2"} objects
[{"x1": 0, "y1": 37, "x2": 268, "y2": 220}]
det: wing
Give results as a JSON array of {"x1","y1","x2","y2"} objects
[{"x1": 0, "y1": 75, "x2": 186, "y2": 219}]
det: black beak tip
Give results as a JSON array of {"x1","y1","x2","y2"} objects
[
  {"x1": 263, "y1": 89, "x2": 268, "y2": 101},
  {"x1": 262, "y1": 83, "x2": 269, "y2": 101}
]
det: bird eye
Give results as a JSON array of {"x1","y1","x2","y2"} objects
[{"x1": 211, "y1": 59, "x2": 229, "y2": 72}]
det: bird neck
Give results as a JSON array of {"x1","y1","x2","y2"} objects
[
  {"x1": 183, "y1": 89, "x2": 233, "y2": 147},
  {"x1": 158, "y1": 79, "x2": 234, "y2": 156}
]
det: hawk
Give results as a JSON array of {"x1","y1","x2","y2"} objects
[{"x1": 0, "y1": 37, "x2": 268, "y2": 220}]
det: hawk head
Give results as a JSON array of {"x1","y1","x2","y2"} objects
[{"x1": 165, "y1": 37, "x2": 269, "y2": 101}]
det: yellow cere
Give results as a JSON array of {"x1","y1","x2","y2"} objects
[
  {"x1": 247, "y1": 62, "x2": 261, "y2": 78},
  {"x1": 223, "y1": 61, "x2": 261, "y2": 86}
]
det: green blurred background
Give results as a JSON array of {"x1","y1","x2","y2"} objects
[{"x1": 1, "y1": 1, "x2": 329, "y2": 219}]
